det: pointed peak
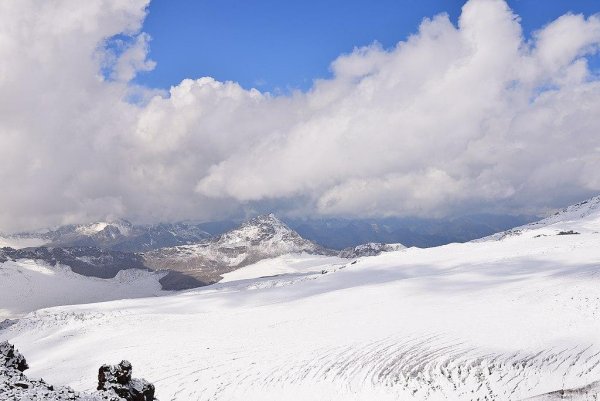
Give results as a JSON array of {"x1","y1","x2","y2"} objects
[
  {"x1": 74, "y1": 219, "x2": 133, "y2": 236},
  {"x1": 244, "y1": 213, "x2": 286, "y2": 227},
  {"x1": 216, "y1": 214, "x2": 299, "y2": 244}
]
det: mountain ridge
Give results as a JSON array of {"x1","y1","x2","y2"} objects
[
  {"x1": 480, "y1": 195, "x2": 600, "y2": 241},
  {"x1": 143, "y1": 214, "x2": 336, "y2": 288},
  {"x1": 1, "y1": 219, "x2": 211, "y2": 252}
]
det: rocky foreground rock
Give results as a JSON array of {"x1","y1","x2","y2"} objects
[{"x1": 0, "y1": 341, "x2": 157, "y2": 400}]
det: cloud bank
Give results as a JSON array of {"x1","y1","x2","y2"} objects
[{"x1": 1, "y1": 0, "x2": 600, "y2": 231}]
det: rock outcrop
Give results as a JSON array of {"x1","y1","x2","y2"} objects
[
  {"x1": 338, "y1": 242, "x2": 405, "y2": 258},
  {"x1": 98, "y1": 360, "x2": 155, "y2": 401},
  {"x1": 0, "y1": 341, "x2": 157, "y2": 401}
]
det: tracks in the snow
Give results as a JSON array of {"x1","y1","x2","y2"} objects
[{"x1": 175, "y1": 335, "x2": 600, "y2": 400}]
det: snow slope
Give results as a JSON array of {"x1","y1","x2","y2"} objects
[
  {"x1": 3, "y1": 199, "x2": 600, "y2": 400},
  {"x1": 0, "y1": 260, "x2": 167, "y2": 320},
  {"x1": 482, "y1": 195, "x2": 600, "y2": 241},
  {"x1": 219, "y1": 253, "x2": 346, "y2": 283}
]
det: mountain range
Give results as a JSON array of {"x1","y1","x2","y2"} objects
[
  {"x1": 0, "y1": 211, "x2": 543, "y2": 292},
  {"x1": 1, "y1": 220, "x2": 211, "y2": 252},
  {"x1": 0, "y1": 213, "x2": 536, "y2": 252},
  {"x1": 3, "y1": 195, "x2": 600, "y2": 400},
  {"x1": 1, "y1": 214, "x2": 392, "y2": 292}
]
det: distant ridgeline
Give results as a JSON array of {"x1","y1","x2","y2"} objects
[{"x1": 0, "y1": 212, "x2": 534, "y2": 292}]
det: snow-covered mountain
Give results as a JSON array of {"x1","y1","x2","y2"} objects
[
  {"x1": 0, "y1": 247, "x2": 149, "y2": 279},
  {"x1": 143, "y1": 214, "x2": 335, "y2": 288},
  {"x1": 0, "y1": 247, "x2": 168, "y2": 319},
  {"x1": 0, "y1": 215, "x2": 338, "y2": 298},
  {"x1": 2, "y1": 220, "x2": 211, "y2": 252},
  {"x1": 4, "y1": 197, "x2": 600, "y2": 400},
  {"x1": 0, "y1": 259, "x2": 165, "y2": 320},
  {"x1": 482, "y1": 195, "x2": 600, "y2": 241}
]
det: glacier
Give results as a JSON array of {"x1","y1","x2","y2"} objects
[{"x1": 2, "y1": 198, "x2": 600, "y2": 399}]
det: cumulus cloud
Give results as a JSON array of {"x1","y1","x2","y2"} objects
[
  {"x1": 194, "y1": 0, "x2": 600, "y2": 216},
  {"x1": 1, "y1": 0, "x2": 600, "y2": 231}
]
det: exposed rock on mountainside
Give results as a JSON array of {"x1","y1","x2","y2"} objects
[
  {"x1": 338, "y1": 242, "x2": 405, "y2": 258},
  {"x1": 0, "y1": 341, "x2": 157, "y2": 400},
  {"x1": 143, "y1": 214, "x2": 335, "y2": 288},
  {"x1": 0, "y1": 247, "x2": 148, "y2": 279},
  {"x1": 157, "y1": 270, "x2": 208, "y2": 291},
  {"x1": 0, "y1": 341, "x2": 27, "y2": 371}
]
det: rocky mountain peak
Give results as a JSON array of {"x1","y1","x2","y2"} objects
[
  {"x1": 240, "y1": 213, "x2": 288, "y2": 230},
  {"x1": 142, "y1": 214, "x2": 336, "y2": 289},
  {"x1": 72, "y1": 219, "x2": 133, "y2": 236},
  {"x1": 216, "y1": 214, "x2": 300, "y2": 246}
]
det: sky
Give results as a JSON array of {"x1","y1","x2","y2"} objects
[
  {"x1": 137, "y1": 0, "x2": 600, "y2": 92},
  {"x1": 1, "y1": 0, "x2": 600, "y2": 231}
]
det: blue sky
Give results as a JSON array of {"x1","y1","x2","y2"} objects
[{"x1": 136, "y1": 0, "x2": 600, "y2": 92}]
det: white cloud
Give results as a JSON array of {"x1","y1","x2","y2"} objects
[
  {"x1": 1, "y1": 0, "x2": 600, "y2": 231},
  {"x1": 110, "y1": 32, "x2": 156, "y2": 82}
]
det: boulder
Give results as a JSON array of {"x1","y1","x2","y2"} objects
[
  {"x1": 0, "y1": 341, "x2": 28, "y2": 371},
  {"x1": 98, "y1": 360, "x2": 156, "y2": 401},
  {"x1": 0, "y1": 341, "x2": 157, "y2": 401}
]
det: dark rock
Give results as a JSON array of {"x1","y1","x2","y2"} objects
[
  {"x1": 0, "y1": 319, "x2": 18, "y2": 331},
  {"x1": 0, "y1": 246, "x2": 148, "y2": 279},
  {"x1": 557, "y1": 230, "x2": 580, "y2": 235},
  {"x1": 98, "y1": 360, "x2": 156, "y2": 401},
  {"x1": 338, "y1": 242, "x2": 405, "y2": 258},
  {"x1": 0, "y1": 341, "x2": 28, "y2": 371},
  {"x1": 0, "y1": 341, "x2": 157, "y2": 401},
  {"x1": 158, "y1": 270, "x2": 209, "y2": 291}
]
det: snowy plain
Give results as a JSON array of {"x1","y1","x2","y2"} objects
[{"x1": 3, "y1": 198, "x2": 600, "y2": 399}]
